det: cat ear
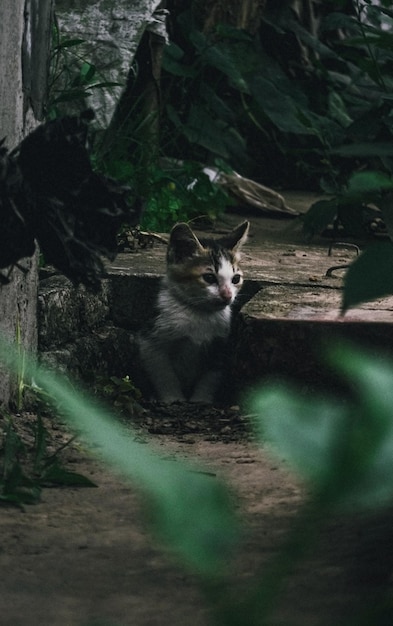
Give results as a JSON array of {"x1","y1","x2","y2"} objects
[
  {"x1": 219, "y1": 221, "x2": 249, "y2": 251},
  {"x1": 167, "y1": 223, "x2": 204, "y2": 263}
]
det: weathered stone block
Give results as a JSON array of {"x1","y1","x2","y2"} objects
[
  {"x1": 38, "y1": 276, "x2": 80, "y2": 349},
  {"x1": 55, "y1": 0, "x2": 164, "y2": 126},
  {"x1": 39, "y1": 325, "x2": 138, "y2": 381},
  {"x1": 38, "y1": 275, "x2": 111, "y2": 349},
  {"x1": 109, "y1": 274, "x2": 160, "y2": 329}
]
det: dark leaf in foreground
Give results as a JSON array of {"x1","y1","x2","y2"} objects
[
  {"x1": 343, "y1": 241, "x2": 393, "y2": 312},
  {"x1": 0, "y1": 111, "x2": 139, "y2": 289},
  {"x1": 40, "y1": 462, "x2": 97, "y2": 487}
]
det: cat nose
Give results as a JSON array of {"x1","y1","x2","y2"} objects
[{"x1": 219, "y1": 286, "x2": 233, "y2": 304}]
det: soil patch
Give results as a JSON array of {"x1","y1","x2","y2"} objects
[{"x1": 1, "y1": 405, "x2": 393, "y2": 626}]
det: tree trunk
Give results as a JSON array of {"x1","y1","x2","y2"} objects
[{"x1": 0, "y1": 0, "x2": 53, "y2": 406}]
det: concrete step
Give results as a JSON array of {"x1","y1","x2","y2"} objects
[{"x1": 236, "y1": 242, "x2": 393, "y2": 395}]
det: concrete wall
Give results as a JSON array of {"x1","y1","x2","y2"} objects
[
  {"x1": 54, "y1": 0, "x2": 165, "y2": 126},
  {"x1": 0, "y1": 1, "x2": 53, "y2": 404}
]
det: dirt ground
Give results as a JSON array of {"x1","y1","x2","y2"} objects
[
  {"x1": 1, "y1": 404, "x2": 393, "y2": 626},
  {"x1": 2, "y1": 194, "x2": 393, "y2": 626}
]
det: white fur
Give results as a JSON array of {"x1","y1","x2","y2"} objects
[{"x1": 156, "y1": 280, "x2": 232, "y2": 345}]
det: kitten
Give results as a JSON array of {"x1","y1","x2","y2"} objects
[{"x1": 139, "y1": 220, "x2": 249, "y2": 404}]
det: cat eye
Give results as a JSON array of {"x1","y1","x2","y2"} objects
[
  {"x1": 202, "y1": 273, "x2": 217, "y2": 285},
  {"x1": 232, "y1": 274, "x2": 242, "y2": 285}
]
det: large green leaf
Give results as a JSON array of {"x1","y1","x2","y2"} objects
[
  {"x1": 162, "y1": 43, "x2": 197, "y2": 78},
  {"x1": 252, "y1": 386, "x2": 347, "y2": 487},
  {"x1": 328, "y1": 345, "x2": 393, "y2": 509},
  {"x1": 342, "y1": 241, "x2": 393, "y2": 312},
  {"x1": 302, "y1": 198, "x2": 338, "y2": 238},
  {"x1": 252, "y1": 344, "x2": 393, "y2": 510},
  {"x1": 41, "y1": 463, "x2": 97, "y2": 487},
  {"x1": 346, "y1": 170, "x2": 393, "y2": 195},
  {"x1": 251, "y1": 76, "x2": 313, "y2": 135},
  {"x1": 199, "y1": 83, "x2": 236, "y2": 123},
  {"x1": 328, "y1": 91, "x2": 352, "y2": 127},
  {"x1": 184, "y1": 104, "x2": 247, "y2": 159},
  {"x1": 332, "y1": 143, "x2": 393, "y2": 157},
  {"x1": 190, "y1": 31, "x2": 250, "y2": 93}
]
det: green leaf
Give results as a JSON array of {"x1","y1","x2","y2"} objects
[
  {"x1": 342, "y1": 241, "x2": 393, "y2": 312},
  {"x1": 3, "y1": 421, "x2": 24, "y2": 479},
  {"x1": 0, "y1": 493, "x2": 26, "y2": 507},
  {"x1": 320, "y1": 12, "x2": 357, "y2": 32},
  {"x1": 331, "y1": 143, "x2": 393, "y2": 157},
  {"x1": 252, "y1": 344, "x2": 393, "y2": 511},
  {"x1": 54, "y1": 38, "x2": 85, "y2": 50},
  {"x1": 302, "y1": 198, "x2": 338, "y2": 238},
  {"x1": 215, "y1": 24, "x2": 253, "y2": 41},
  {"x1": 88, "y1": 81, "x2": 124, "y2": 90},
  {"x1": 190, "y1": 32, "x2": 250, "y2": 92},
  {"x1": 41, "y1": 462, "x2": 97, "y2": 487},
  {"x1": 146, "y1": 469, "x2": 238, "y2": 575},
  {"x1": 338, "y1": 201, "x2": 369, "y2": 239},
  {"x1": 328, "y1": 91, "x2": 352, "y2": 127},
  {"x1": 3, "y1": 463, "x2": 42, "y2": 505},
  {"x1": 163, "y1": 43, "x2": 197, "y2": 78},
  {"x1": 80, "y1": 62, "x2": 96, "y2": 83},
  {"x1": 200, "y1": 83, "x2": 236, "y2": 123},
  {"x1": 251, "y1": 76, "x2": 314, "y2": 135},
  {"x1": 328, "y1": 345, "x2": 393, "y2": 508},
  {"x1": 380, "y1": 6, "x2": 393, "y2": 20},
  {"x1": 251, "y1": 386, "x2": 346, "y2": 487},
  {"x1": 184, "y1": 105, "x2": 246, "y2": 160},
  {"x1": 33, "y1": 413, "x2": 48, "y2": 471},
  {"x1": 52, "y1": 90, "x2": 89, "y2": 104},
  {"x1": 347, "y1": 171, "x2": 393, "y2": 195}
]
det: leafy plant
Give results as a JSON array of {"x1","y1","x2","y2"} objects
[
  {"x1": 301, "y1": 169, "x2": 393, "y2": 311},
  {"x1": 0, "y1": 413, "x2": 95, "y2": 507},
  {"x1": 160, "y1": 2, "x2": 393, "y2": 192},
  {"x1": 297, "y1": 0, "x2": 393, "y2": 247},
  {"x1": 302, "y1": 169, "x2": 393, "y2": 239},
  {"x1": 140, "y1": 161, "x2": 233, "y2": 231},
  {"x1": 161, "y1": 7, "x2": 335, "y2": 186},
  {"x1": 0, "y1": 418, "x2": 40, "y2": 506},
  {"x1": 96, "y1": 150, "x2": 233, "y2": 232},
  {"x1": 94, "y1": 374, "x2": 143, "y2": 417}
]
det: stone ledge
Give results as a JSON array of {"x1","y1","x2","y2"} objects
[
  {"x1": 38, "y1": 207, "x2": 393, "y2": 391},
  {"x1": 235, "y1": 315, "x2": 393, "y2": 398},
  {"x1": 38, "y1": 275, "x2": 111, "y2": 350}
]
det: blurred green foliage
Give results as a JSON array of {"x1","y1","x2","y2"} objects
[
  {"x1": 3, "y1": 335, "x2": 393, "y2": 622},
  {"x1": 161, "y1": 1, "x2": 393, "y2": 190}
]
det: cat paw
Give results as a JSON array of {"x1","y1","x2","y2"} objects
[
  {"x1": 157, "y1": 396, "x2": 187, "y2": 404},
  {"x1": 189, "y1": 396, "x2": 214, "y2": 406}
]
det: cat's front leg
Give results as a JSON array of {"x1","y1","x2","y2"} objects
[
  {"x1": 190, "y1": 369, "x2": 222, "y2": 405},
  {"x1": 139, "y1": 338, "x2": 186, "y2": 403}
]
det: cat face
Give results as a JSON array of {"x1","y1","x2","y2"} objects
[{"x1": 166, "y1": 221, "x2": 249, "y2": 311}]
